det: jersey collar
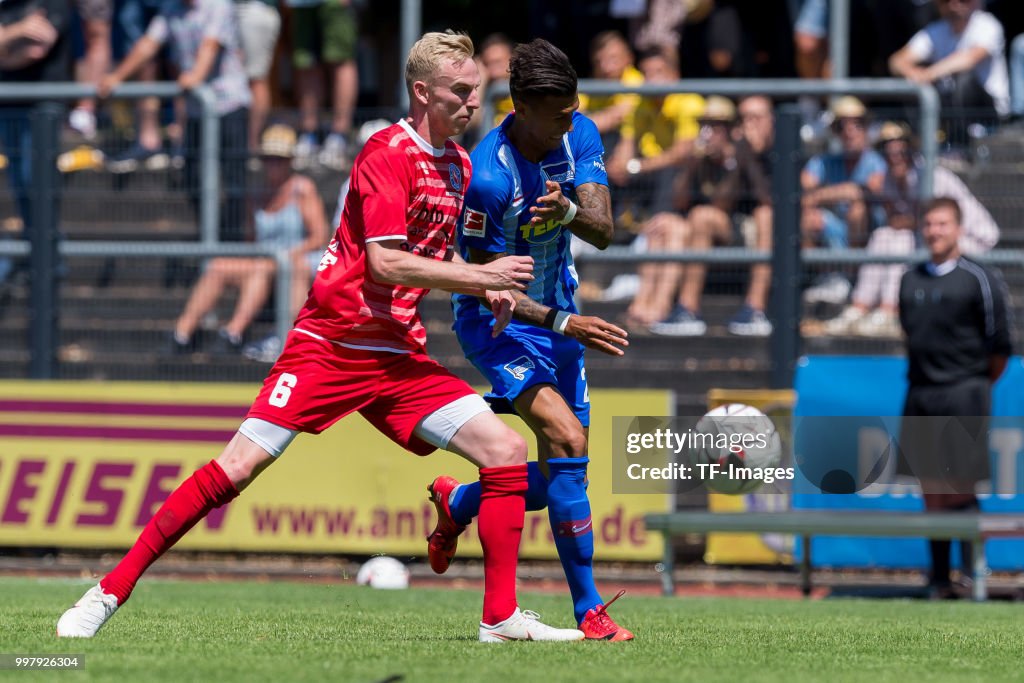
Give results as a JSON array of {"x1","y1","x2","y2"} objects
[
  {"x1": 398, "y1": 119, "x2": 447, "y2": 157},
  {"x1": 925, "y1": 258, "x2": 958, "y2": 277}
]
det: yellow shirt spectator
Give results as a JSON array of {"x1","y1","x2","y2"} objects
[
  {"x1": 622, "y1": 93, "x2": 705, "y2": 160},
  {"x1": 579, "y1": 65, "x2": 644, "y2": 118},
  {"x1": 493, "y1": 96, "x2": 515, "y2": 127}
]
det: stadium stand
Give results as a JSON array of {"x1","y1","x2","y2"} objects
[{"x1": 3, "y1": 105, "x2": 1024, "y2": 419}]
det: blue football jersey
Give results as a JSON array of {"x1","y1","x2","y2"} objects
[{"x1": 452, "y1": 112, "x2": 608, "y2": 323}]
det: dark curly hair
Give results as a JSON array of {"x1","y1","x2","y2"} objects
[{"x1": 508, "y1": 39, "x2": 578, "y2": 104}]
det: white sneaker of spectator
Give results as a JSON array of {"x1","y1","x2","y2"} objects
[
  {"x1": 851, "y1": 308, "x2": 901, "y2": 338},
  {"x1": 293, "y1": 132, "x2": 318, "y2": 170},
  {"x1": 803, "y1": 273, "x2": 851, "y2": 305},
  {"x1": 650, "y1": 305, "x2": 707, "y2": 337},
  {"x1": 242, "y1": 335, "x2": 283, "y2": 363},
  {"x1": 727, "y1": 306, "x2": 772, "y2": 337},
  {"x1": 600, "y1": 274, "x2": 640, "y2": 302},
  {"x1": 319, "y1": 133, "x2": 349, "y2": 171},
  {"x1": 822, "y1": 305, "x2": 866, "y2": 336},
  {"x1": 69, "y1": 107, "x2": 97, "y2": 141}
]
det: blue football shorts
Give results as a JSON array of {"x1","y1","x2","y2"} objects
[{"x1": 454, "y1": 318, "x2": 590, "y2": 427}]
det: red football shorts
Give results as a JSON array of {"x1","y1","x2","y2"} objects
[{"x1": 246, "y1": 330, "x2": 478, "y2": 455}]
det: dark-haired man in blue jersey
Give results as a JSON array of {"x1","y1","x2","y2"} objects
[{"x1": 425, "y1": 38, "x2": 633, "y2": 641}]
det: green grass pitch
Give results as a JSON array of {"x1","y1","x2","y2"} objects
[{"x1": 2, "y1": 576, "x2": 1023, "y2": 682}]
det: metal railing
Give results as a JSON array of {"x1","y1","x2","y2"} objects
[
  {"x1": 0, "y1": 82, "x2": 222, "y2": 243},
  {"x1": 0, "y1": 240, "x2": 295, "y2": 360},
  {"x1": 481, "y1": 77, "x2": 940, "y2": 196},
  {"x1": 572, "y1": 247, "x2": 1024, "y2": 267},
  {"x1": 0, "y1": 82, "x2": 303, "y2": 376}
]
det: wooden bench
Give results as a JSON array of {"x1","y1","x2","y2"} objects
[{"x1": 644, "y1": 511, "x2": 1024, "y2": 601}]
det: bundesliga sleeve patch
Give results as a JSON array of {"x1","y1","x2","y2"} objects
[{"x1": 463, "y1": 208, "x2": 487, "y2": 238}]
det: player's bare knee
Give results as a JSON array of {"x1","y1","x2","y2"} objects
[
  {"x1": 215, "y1": 433, "x2": 274, "y2": 488},
  {"x1": 544, "y1": 422, "x2": 587, "y2": 458},
  {"x1": 484, "y1": 429, "x2": 527, "y2": 468}
]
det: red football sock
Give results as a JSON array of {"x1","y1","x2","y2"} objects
[
  {"x1": 477, "y1": 463, "x2": 527, "y2": 625},
  {"x1": 101, "y1": 460, "x2": 238, "y2": 604}
]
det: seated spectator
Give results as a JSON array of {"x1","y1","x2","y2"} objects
[
  {"x1": 579, "y1": 30, "x2": 645, "y2": 152},
  {"x1": 479, "y1": 33, "x2": 514, "y2": 122},
  {"x1": 287, "y1": 0, "x2": 359, "y2": 171},
  {"x1": 794, "y1": 0, "x2": 830, "y2": 79},
  {"x1": 889, "y1": 0, "x2": 1010, "y2": 121},
  {"x1": 68, "y1": 0, "x2": 112, "y2": 143},
  {"x1": 632, "y1": 97, "x2": 774, "y2": 337},
  {"x1": 104, "y1": 0, "x2": 166, "y2": 173},
  {"x1": 0, "y1": 0, "x2": 70, "y2": 287},
  {"x1": 464, "y1": 32, "x2": 513, "y2": 146},
  {"x1": 604, "y1": 45, "x2": 703, "y2": 316},
  {"x1": 729, "y1": 94, "x2": 776, "y2": 335},
  {"x1": 677, "y1": 0, "x2": 745, "y2": 78},
  {"x1": 794, "y1": 0, "x2": 908, "y2": 79},
  {"x1": 802, "y1": 96, "x2": 887, "y2": 250},
  {"x1": 824, "y1": 121, "x2": 999, "y2": 337},
  {"x1": 621, "y1": 0, "x2": 687, "y2": 55},
  {"x1": 99, "y1": 0, "x2": 252, "y2": 242},
  {"x1": 169, "y1": 125, "x2": 329, "y2": 354},
  {"x1": 607, "y1": 45, "x2": 704, "y2": 235},
  {"x1": 234, "y1": 0, "x2": 281, "y2": 162}
]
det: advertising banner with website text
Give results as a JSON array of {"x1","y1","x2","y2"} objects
[{"x1": 0, "y1": 381, "x2": 670, "y2": 561}]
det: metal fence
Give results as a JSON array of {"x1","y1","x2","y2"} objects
[{"x1": 3, "y1": 78, "x2": 1024, "y2": 390}]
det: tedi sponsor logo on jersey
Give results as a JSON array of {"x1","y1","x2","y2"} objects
[
  {"x1": 503, "y1": 355, "x2": 535, "y2": 381},
  {"x1": 520, "y1": 216, "x2": 562, "y2": 244}
]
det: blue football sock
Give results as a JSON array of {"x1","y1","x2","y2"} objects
[
  {"x1": 449, "y1": 461, "x2": 548, "y2": 526},
  {"x1": 547, "y1": 456, "x2": 602, "y2": 623}
]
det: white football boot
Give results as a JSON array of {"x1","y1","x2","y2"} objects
[
  {"x1": 479, "y1": 608, "x2": 585, "y2": 643},
  {"x1": 56, "y1": 584, "x2": 120, "y2": 638}
]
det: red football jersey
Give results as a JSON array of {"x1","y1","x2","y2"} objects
[{"x1": 293, "y1": 120, "x2": 472, "y2": 353}]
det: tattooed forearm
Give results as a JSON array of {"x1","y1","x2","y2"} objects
[
  {"x1": 509, "y1": 292, "x2": 557, "y2": 327},
  {"x1": 468, "y1": 247, "x2": 556, "y2": 328},
  {"x1": 568, "y1": 182, "x2": 614, "y2": 249}
]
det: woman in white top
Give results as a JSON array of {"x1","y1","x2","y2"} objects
[{"x1": 171, "y1": 124, "x2": 329, "y2": 354}]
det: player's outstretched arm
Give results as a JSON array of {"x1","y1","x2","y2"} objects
[
  {"x1": 366, "y1": 240, "x2": 533, "y2": 292},
  {"x1": 529, "y1": 181, "x2": 613, "y2": 249},
  {"x1": 468, "y1": 247, "x2": 628, "y2": 355}
]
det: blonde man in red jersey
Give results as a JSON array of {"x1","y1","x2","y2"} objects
[{"x1": 57, "y1": 31, "x2": 584, "y2": 644}]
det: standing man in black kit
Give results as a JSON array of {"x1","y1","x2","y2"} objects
[{"x1": 898, "y1": 196, "x2": 1014, "y2": 599}]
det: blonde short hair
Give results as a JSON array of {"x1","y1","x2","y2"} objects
[{"x1": 405, "y1": 30, "x2": 475, "y2": 96}]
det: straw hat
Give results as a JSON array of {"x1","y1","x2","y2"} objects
[
  {"x1": 700, "y1": 96, "x2": 736, "y2": 123},
  {"x1": 259, "y1": 124, "x2": 297, "y2": 158},
  {"x1": 829, "y1": 96, "x2": 867, "y2": 120},
  {"x1": 876, "y1": 120, "x2": 912, "y2": 146}
]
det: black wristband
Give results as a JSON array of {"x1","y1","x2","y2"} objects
[{"x1": 542, "y1": 308, "x2": 558, "y2": 330}]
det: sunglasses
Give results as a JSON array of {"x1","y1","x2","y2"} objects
[{"x1": 833, "y1": 118, "x2": 866, "y2": 131}]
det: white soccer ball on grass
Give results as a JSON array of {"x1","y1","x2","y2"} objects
[{"x1": 356, "y1": 556, "x2": 410, "y2": 590}]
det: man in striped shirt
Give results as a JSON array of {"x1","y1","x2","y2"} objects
[{"x1": 57, "y1": 31, "x2": 584, "y2": 644}]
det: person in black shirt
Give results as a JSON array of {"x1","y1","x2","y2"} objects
[
  {"x1": 898, "y1": 196, "x2": 1013, "y2": 599},
  {"x1": 0, "y1": 0, "x2": 71, "y2": 285},
  {"x1": 642, "y1": 95, "x2": 775, "y2": 338}
]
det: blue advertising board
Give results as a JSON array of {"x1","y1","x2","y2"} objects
[{"x1": 793, "y1": 355, "x2": 1024, "y2": 570}]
